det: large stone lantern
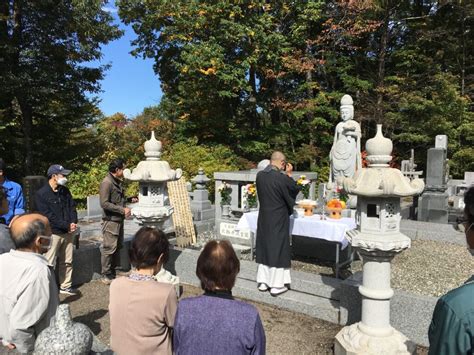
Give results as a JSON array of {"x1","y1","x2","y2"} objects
[
  {"x1": 124, "y1": 132, "x2": 182, "y2": 230},
  {"x1": 334, "y1": 124, "x2": 424, "y2": 355}
]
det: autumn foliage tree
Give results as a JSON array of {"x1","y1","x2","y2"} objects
[{"x1": 117, "y1": 0, "x2": 472, "y2": 178}]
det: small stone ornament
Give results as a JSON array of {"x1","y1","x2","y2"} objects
[{"x1": 34, "y1": 304, "x2": 93, "y2": 354}]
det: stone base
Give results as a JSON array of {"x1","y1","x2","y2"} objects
[
  {"x1": 418, "y1": 191, "x2": 448, "y2": 224},
  {"x1": 334, "y1": 323, "x2": 416, "y2": 355}
]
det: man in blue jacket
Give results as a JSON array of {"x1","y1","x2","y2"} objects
[
  {"x1": 0, "y1": 159, "x2": 25, "y2": 226},
  {"x1": 35, "y1": 164, "x2": 78, "y2": 295},
  {"x1": 428, "y1": 186, "x2": 474, "y2": 354}
]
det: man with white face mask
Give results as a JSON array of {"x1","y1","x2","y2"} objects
[
  {"x1": 0, "y1": 213, "x2": 58, "y2": 353},
  {"x1": 35, "y1": 164, "x2": 78, "y2": 295},
  {"x1": 428, "y1": 186, "x2": 474, "y2": 354}
]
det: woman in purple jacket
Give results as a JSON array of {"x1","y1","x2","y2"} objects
[{"x1": 174, "y1": 240, "x2": 266, "y2": 354}]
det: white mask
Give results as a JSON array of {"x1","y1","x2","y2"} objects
[{"x1": 57, "y1": 177, "x2": 68, "y2": 186}]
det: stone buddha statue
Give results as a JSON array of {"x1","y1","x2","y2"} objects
[{"x1": 329, "y1": 94, "x2": 362, "y2": 185}]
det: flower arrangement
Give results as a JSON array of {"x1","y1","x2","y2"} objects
[
  {"x1": 245, "y1": 183, "x2": 257, "y2": 208},
  {"x1": 218, "y1": 182, "x2": 232, "y2": 205},
  {"x1": 336, "y1": 186, "x2": 349, "y2": 203},
  {"x1": 296, "y1": 175, "x2": 311, "y2": 199}
]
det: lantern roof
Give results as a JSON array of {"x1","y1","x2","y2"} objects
[
  {"x1": 343, "y1": 124, "x2": 424, "y2": 197},
  {"x1": 124, "y1": 131, "x2": 182, "y2": 182}
]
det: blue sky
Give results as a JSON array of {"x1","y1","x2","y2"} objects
[{"x1": 92, "y1": 3, "x2": 163, "y2": 118}]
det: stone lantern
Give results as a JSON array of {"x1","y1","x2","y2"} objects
[
  {"x1": 124, "y1": 131, "x2": 182, "y2": 230},
  {"x1": 334, "y1": 124, "x2": 424, "y2": 355}
]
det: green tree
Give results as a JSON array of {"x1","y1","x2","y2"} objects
[
  {"x1": 0, "y1": 0, "x2": 122, "y2": 175},
  {"x1": 118, "y1": 0, "x2": 473, "y2": 177}
]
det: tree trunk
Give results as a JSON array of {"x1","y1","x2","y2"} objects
[
  {"x1": 460, "y1": 3, "x2": 466, "y2": 97},
  {"x1": 305, "y1": 44, "x2": 316, "y2": 170},
  {"x1": 18, "y1": 99, "x2": 33, "y2": 174},
  {"x1": 0, "y1": 1, "x2": 8, "y2": 44},
  {"x1": 375, "y1": 3, "x2": 391, "y2": 124},
  {"x1": 249, "y1": 64, "x2": 259, "y2": 130},
  {"x1": 268, "y1": 78, "x2": 280, "y2": 125},
  {"x1": 12, "y1": 1, "x2": 33, "y2": 174}
]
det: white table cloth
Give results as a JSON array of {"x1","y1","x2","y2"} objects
[{"x1": 236, "y1": 211, "x2": 356, "y2": 249}]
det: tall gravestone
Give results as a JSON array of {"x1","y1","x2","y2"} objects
[
  {"x1": 22, "y1": 176, "x2": 47, "y2": 212},
  {"x1": 418, "y1": 135, "x2": 449, "y2": 224},
  {"x1": 190, "y1": 168, "x2": 214, "y2": 233}
]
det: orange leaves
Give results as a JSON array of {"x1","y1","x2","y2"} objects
[
  {"x1": 179, "y1": 113, "x2": 190, "y2": 121},
  {"x1": 199, "y1": 67, "x2": 217, "y2": 75},
  {"x1": 282, "y1": 53, "x2": 316, "y2": 74},
  {"x1": 271, "y1": 98, "x2": 315, "y2": 112},
  {"x1": 198, "y1": 59, "x2": 218, "y2": 75}
]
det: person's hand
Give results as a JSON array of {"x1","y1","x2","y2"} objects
[
  {"x1": 124, "y1": 207, "x2": 132, "y2": 218},
  {"x1": 69, "y1": 223, "x2": 77, "y2": 233},
  {"x1": 131, "y1": 197, "x2": 138, "y2": 203},
  {"x1": 285, "y1": 162, "x2": 294, "y2": 177},
  {"x1": 1, "y1": 339, "x2": 15, "y2": 350}
]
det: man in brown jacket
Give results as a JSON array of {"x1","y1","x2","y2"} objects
[{"x1": 99, "y1": 158, "x2": 131, "y2": 284}]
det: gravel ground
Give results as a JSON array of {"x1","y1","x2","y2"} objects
[
  {"x1": 60, "y1": 281, "x2": 342, "y2": 354},
  {"x1": 194, "y1": 231, "x2": 473, "y2": 298},
  {"x1": 291, "y1": 239, "x2": 474, "y2": 297},
  {"x1": 56, "y1": 281, "x2": 426, "y2": 354}
]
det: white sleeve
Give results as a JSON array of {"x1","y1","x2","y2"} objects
[{"x1": 9, "y1": 274, "x2": 51, "y2": 353}]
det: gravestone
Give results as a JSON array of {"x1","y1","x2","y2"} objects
[
  {"x1": 401, "y1": 149, "x2": 423, "y2": 181},
  {"x1": 22, "y1": 176, "x2": 47, "y2": 212},
  {"x1": 435, "y1": 134, "x2": 448, "y2": 150},
  {"x1": 425, "y1": 148, "x2": 448, "y2": 188},
  {"x1": 451, "y1": 171, "x2": 474, "y2": 211},
  {"x1": 214, "y1": 168, "x2": 317, "y2": 248},
  {"x1": 418, "y1": 143, "x2": 449, "y2": 224},
  {"x1": 190, "y1": 169, "x2": 214, "y2": 229},
  {"x1": 466, "y1": 172, "x2": 474, "y2": 186},
  {"x1": 86, "y1": 194, "x2": 102, "y2": 220}
]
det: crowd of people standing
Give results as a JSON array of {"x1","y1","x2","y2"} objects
[
  {"x1": 0, "y1": 154, "x2": 473, "y2": 354},
  {"x1": 0, "y1": 157, "x2": 266, "y2": 354}
]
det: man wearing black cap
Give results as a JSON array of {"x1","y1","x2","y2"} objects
[{"x1": 35, "y1": 164, "x2": 78, "y2": 295}]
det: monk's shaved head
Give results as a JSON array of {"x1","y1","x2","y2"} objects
[
  {"x1": 271, "y1": 151, "x2": 285, "y2": 162},
  {"x1": 10, "y1": 213, "x2": 51, "y2": 249}
]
